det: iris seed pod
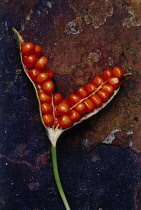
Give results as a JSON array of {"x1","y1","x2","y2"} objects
[{"x1": 12, "y1": 28, "x2": 121, "y2": 148}]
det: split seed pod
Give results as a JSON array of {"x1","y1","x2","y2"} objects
[{"x1": 13, "y1": 28, "x2": 121, "y2": 147}]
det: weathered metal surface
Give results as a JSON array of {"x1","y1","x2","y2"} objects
[
  {"x1": 14, "y1": 0, "x2": 141, "y2": 151},
  {"x1": 1, "y1": 0, "x2": 141, "y2": 209}
]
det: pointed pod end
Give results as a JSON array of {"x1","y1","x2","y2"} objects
[{"x1": 12, "y1": 27, "x2": 24, "y2": 45}]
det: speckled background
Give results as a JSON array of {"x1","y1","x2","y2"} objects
[{"x1": 1, "y1": 0, "x2": 141, "y2": 209}]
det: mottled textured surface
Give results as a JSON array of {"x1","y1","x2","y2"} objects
[{"x1": 1, "y1": 0, "x2": 141, "y2": 209}]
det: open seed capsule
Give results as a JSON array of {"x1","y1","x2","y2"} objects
[{"x1": 13, "y1": 28, "x2": 123, "y2": 147}]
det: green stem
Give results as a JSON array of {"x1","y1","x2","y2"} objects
[{"x1": 51, "y1": 145, "x2": 71, "y2": 210}]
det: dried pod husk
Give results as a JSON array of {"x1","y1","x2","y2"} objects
[{"x1": 13, "y1": 28, "x2": 120, "y2": 147}]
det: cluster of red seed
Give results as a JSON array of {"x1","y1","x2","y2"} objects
[{"x1": 21, "y1": 42, "x2": 123, "y2": 129}]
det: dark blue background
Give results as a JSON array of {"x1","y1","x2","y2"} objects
[{"x1": 1, "y1": 2, "x2": 141, "y2": 210}]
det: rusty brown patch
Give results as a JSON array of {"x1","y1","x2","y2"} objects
[
  {"x1": 112, "y1": 131, "x2": 132, "y2": 148},
  {"x1": 68, "y1": 0, "x2": 114, "y2": 28},
  {"x1": 12, "y1": 0, "x2": 141, "y2": 151}
]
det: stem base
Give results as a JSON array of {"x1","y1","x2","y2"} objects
[{"x1": 51, "y1": 145, "x2": 71, "y2": 210}]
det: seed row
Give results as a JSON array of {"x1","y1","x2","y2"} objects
[{"x1": 21, "y1": 42, "x2": 123, "y2": 130}]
